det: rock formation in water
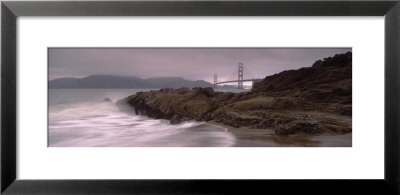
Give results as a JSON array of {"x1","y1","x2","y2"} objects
[
  {"x1": 118, "y1": 52, "x2": 352, "y2": 135},
  {"x1": 103, "y1": 98, "x2": 112, "y2": 102}
]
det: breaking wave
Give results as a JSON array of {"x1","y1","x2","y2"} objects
[{"x1": 49, "y1": 97, "x2": 236, "y2": 147}]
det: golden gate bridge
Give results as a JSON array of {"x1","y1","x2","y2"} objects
[{"x1": 213, "y1": 63, "x2": 262, "y2": 89}]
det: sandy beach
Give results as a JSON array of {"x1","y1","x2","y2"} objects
[{"x1": 207, "y1": 121, "x2": 352, "y2": 147}]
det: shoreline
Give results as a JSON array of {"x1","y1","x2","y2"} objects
[{"x1": 206, "y1": 121, "x2": 352, "y2": 147}]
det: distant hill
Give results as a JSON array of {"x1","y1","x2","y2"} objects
[{"x1": 49, "y1": 75, "x2": 232, "y2": 89}]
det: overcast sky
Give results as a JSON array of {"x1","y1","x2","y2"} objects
[{"x1": 49, "y1": 48, "x2": 351, "y2": 83}]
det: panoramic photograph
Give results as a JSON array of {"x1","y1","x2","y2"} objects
[{"x1": 48, "y1": 48, "x2": 352, "y2": 147}]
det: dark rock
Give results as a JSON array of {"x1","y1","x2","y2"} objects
[
  {"x1": 276, "y1": 121, "x2": 320, "y2": 135},
  {"x1": 103, "y1": 98, "x2": 112, "y2": 102},
  {"x1": 171, "y1": 115, "x2": 192, "y2": 124},
  {"x1": 191, "y1": 87, "x2": 215, "y2": 98},
  {"x1": 252, "y1": 52, "x2": 352, "y2": 105}
]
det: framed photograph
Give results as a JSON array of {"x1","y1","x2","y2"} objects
[{"x1": 2, "y1": 0, "x2": 399, "y2": 194}]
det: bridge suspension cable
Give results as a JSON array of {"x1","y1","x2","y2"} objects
[
  {"x1": 214, "y1": 62, "x2": 261, "y2": 89},
  {"x1": 227, "y1": 66, "x2": 237, "y2": 82},
  {"x1": 244, "y1": 66, "x2": 257, "y2": 80}
]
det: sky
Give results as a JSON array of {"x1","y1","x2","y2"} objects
[{"x1": 49, "y1": 48, "x2": 351, "y2": 83}]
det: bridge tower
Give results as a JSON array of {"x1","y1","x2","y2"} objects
[
  {"x1": 238, "y1": 63, "x2": 243, "y2": 89},
  {"x1": 214, "y1": 74, "x2": 217, "y2": 87}
]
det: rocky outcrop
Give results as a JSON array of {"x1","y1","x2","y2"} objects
[
  {"x1": 252, "y1": 52, "x2": 352, "y2": 105},
  {"x1": 118, "y1": 52, "x2": 352, "y2": 135}
]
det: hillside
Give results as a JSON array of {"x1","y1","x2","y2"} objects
[
  {"x1": 49, "y1": 75, "x2": 219, "y2": 89},
  {"x1": 252, "y1": 51, "x2": 352, "y2": 105}
]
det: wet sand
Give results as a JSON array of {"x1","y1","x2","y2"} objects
[{"x1": 207, "y1": 121, "x2": 352, "y2": 147}]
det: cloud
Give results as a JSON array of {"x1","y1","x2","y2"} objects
[{"x1": 49, "y1": 48, "x2": 351, "y2": 82}]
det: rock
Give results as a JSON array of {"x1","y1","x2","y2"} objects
[
  {"x1": 171, "y1": 115, "x2": 193, "y2": 124},
  {"x1": 252, "y1": 52, "x2": 352, "y2": 106},
  {"x1": 191, "y1": 87, "x2": 215, "y2": 98},
  {"x1": 119, "y1": 52, "x2": 352, "y2": 135},
  {"x1": 176, "y1": 87, "x2": 189, "y2": 95},
  {"x1": 103, "y1": 98, "x2": 112, "y2": 102},
  {"x1": 275, "y1": 121, "x2": 320, "y2": 135},
  {"x1": 159, "y1": 88, "x2": 173, "y2": 93}
]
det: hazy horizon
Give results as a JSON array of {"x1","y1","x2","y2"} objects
[
  {"x1": 49, "y1": 74, "x2": 215, "y2": 81},
  {"x1": 49, "y1": 48, "x2": 352, "y2": 83}
]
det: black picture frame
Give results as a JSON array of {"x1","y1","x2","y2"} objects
[{"x1": 1, "y1": 1, "x2": 399, "y2": 194}]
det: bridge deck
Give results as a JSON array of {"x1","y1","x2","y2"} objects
[{"x1": 216, "y1": 79, "x2": 261, "y2": 84}]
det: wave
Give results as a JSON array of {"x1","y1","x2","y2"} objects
[{"x1": 49, "y1": 100, "x2": 236, "y2": 147}]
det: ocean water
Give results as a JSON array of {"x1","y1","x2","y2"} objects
[{"x1": 48, "y1": 89, "x2": 245, "y2": 147}]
